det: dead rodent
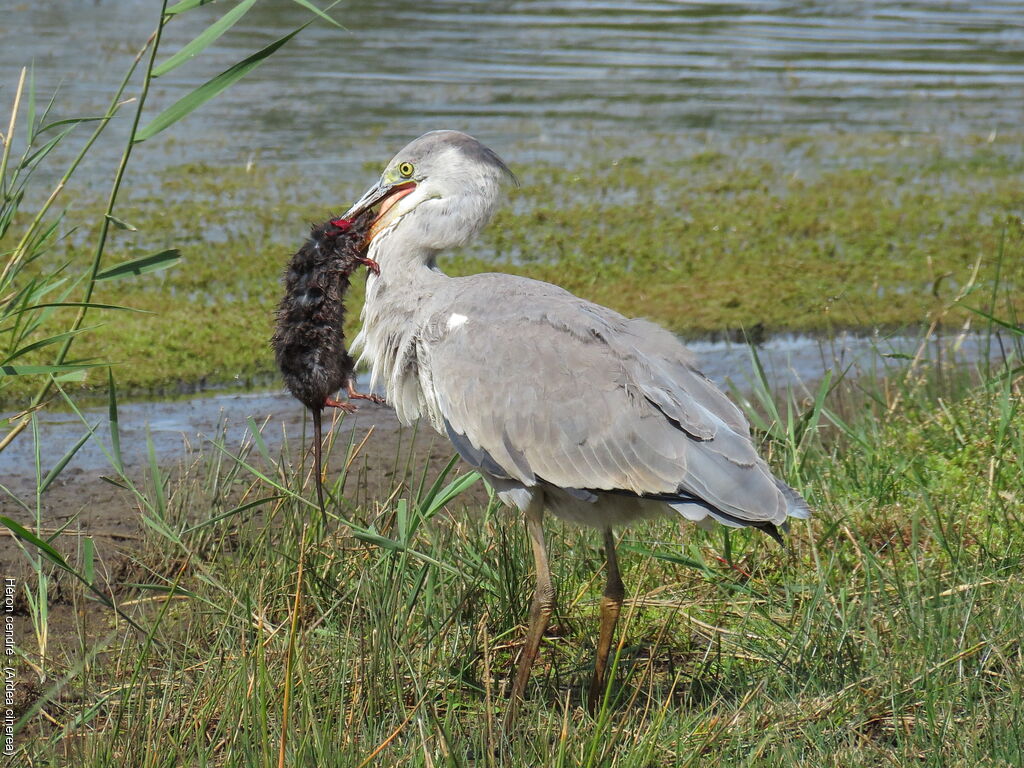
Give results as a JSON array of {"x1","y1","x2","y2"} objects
[{"x1": 271, "y1": 209, "x2": 383, "y2": 515}]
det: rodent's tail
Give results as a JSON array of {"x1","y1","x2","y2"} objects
[{"x1": 312, "y1": 407, "x2": 326, "y2": 519}]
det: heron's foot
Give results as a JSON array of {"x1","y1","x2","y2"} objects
[
  {"x1": 346, "y1": 382, "x2": 385, "y2": 404},
  {"x1": 324, "y1": 397, "x2": 358, "y2": 413},
  {"x1": 357, "y1": 255, "x2": 381, "y2": 276}
]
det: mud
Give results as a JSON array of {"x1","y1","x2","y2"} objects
[{"x1": 0, "y1": 391, "x2": 466, "y2": 584}]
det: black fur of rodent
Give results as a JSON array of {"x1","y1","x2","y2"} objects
[{"x1": 271, "y1": 210, "x2": 380, "y2": 515}]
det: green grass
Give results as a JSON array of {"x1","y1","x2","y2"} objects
[
  {"x1": 4, "y1": 132, "x2": 1022, "y2": 405},
  {"x1": 15, "y1": 330, "x2": 1024, "y2": 766},
  {"x1": 5, "y1": 5, "x2": 1023, "y2": 763},
  {"x1": 10, "y1": 8, "x2": 1020, "y2": 765}
]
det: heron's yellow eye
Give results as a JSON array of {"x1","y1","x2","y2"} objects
[{"x1": 398, "y1": 162, "x2": 415, "y2": 178}]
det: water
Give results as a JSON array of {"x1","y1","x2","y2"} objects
[
  {"x1": 2, "y1": 2, "x2": 1022, "y2": 479},
  {"x1": 1, "y1": 331, "x2": 1016, "y2": 479},
  {"x1": 2, "y1": 1, "x2": 1022, "y2": 176}
]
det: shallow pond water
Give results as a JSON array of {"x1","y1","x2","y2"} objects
[
  {"x1": 2, "y1": 3, "x2": 1022, "y2": 483},
  {"x1": 3, "y1": 0, "x2": 1022, "y2": 177},
  {"x1": 1, "y1": 330, "x2": 1015, "y2": 481}
]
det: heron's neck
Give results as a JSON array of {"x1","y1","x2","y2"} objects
[
  {"x1": 353, "y1": 232, "x2": 447, "y2": 419},
  {"x1": 365, "y1": 231, "x2": 448, "y2": 310}
]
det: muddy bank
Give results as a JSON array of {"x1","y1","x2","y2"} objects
[
  {"x1": 0, "y1": 393, "x2": 469, "y2": 675},
  {"x1": 0, "y1": 394, "x2": 463, "y2": 580}
]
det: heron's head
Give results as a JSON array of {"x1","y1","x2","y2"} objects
[{"x1": 343, "y1": 130, "x2": 517, "y2": 256}]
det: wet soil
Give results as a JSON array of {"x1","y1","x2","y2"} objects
[{"x1": 0, "y1": 393, "x2": 483, "y2": 685}]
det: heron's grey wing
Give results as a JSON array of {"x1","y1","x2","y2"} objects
[{"x1": 421, "y1": 279, "x2": 803, "y2": 525}]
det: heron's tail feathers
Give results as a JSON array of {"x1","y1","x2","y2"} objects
[
  {"x1": 664, "y1": 477, "x2": 811, "y2": 545},
  {"x1": 669, "y1": 499, "x2": 786, "y2": 544},
  {"x1": 774, "y1": 476, "x2": 812, "y2": 519}
]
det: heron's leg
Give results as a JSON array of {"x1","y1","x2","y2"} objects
[
  {"x1": 508, "y1": 498, "x2": 555, "y2": 712},
  {"x1": 588, "y1": 526, "x2": 625, "y2": 713}
]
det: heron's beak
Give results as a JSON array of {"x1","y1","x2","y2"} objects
[
  {"x1": 341, "y1": 180, "x2": 391, "y2": 220},
  {"x1": 342, "y1": 180, "x2": 417, "y2": 241}
]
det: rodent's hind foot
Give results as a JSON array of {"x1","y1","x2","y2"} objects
[
  {"x1": 324, "y1": 397, "x2": 358, "y2": 413},
  {"x1": 346, "y1": 382, "x2": 386, "y2": 405}
]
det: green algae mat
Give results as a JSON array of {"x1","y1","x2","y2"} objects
[{"x1": 7, "y1": 132, "x2": 1023, "y2": 402}]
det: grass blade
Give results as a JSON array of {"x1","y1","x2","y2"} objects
[
  {"x1": 165, "y1": 0, "x2": 218, "y2": 15},
  {"x1": 4, "y1": 301, "x2": 151, "y2": 317},
  {"x1": 39, "y1": 425, "x2": 94, "y2": 493},
  {"x1": 963, "y1": 305, "x2": 1023, "y2": 336},
  {"x1": 36, "y1": 115, "x2": 110, "y2": 134},
  {"x1": 421, "y1": 471, "x2": 480, "y2": 518},
  {"x1": 18, "y1": 126, "x2": 75, "y2": 170},
  {"x1": 82, "y1": 536, "x2": 94, "y2": 587},
  {"x1": 1, "y1": 362, "x2": 108, "y2": 376},
  {"x1": 183, "y1": 495, "x2": 284, "y2": 534},
  {"x1": 104, "y1": 213, "x2": 137, "y2": 231},
  {"x1": 153, "y1": 0, "x2": 260, "y2": 77},
  {"x1": 621, "y1": 542, "x2": 712, "y2": 574},
  {"x1": 289, "y1": 0, "x2": 344, "y2": 29},
  {"x1": 94, "y1": 249, "x2": 181, "y2": 281},
  {"x1": 204, "y1": 438, "x2": 460, "y2": 574},
  {"x1": 416, "y1": 454, "x2": 459, "y2": 510},
  {"x1": 25, "y1": 64, "x2": 35, "y2": 145},
  {"x1": 0, "y1": 515, "x2": 71, "y2": 570},
  {"x1": 147, "y1": 428, "x2": 167, "y2": 520},
  {"x1": 245, "y1": 416, "x2": 273, "y2": 464},
  {"x1": 0, "y1": 509, "x2": 144, "y2": 644},
  {"x1": 134, "y1": 24, "x2": 312, "y2": 143},
  {"x1": 1, "y1": 326, "x2": 99, "y2": 364},
  {"x1": 53, "y1": 369, "x2": 89, "y2": 383},
  {"x1": 108, "y1": 368, "x2": 123, "y2": 473}
]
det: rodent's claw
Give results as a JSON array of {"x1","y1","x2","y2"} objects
[
  {"x1": 357, "y1": 255, "x2": 381, "y2": 276},
  {"x1": 346, "y1": 382, "x2": 385, "y2": 405},
  {"x1": 325, "y1": 397, "x2": 358, "y2": 413}
]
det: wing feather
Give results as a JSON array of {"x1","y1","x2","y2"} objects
[{"x1": 419, "y1": 275, "x2": 801, "y2": 525}]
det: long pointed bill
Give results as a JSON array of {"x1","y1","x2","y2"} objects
[
  {"x1": 341, "y1": 179, "x2": 393, "y2": 220},
  {"x1": 343, "y1": 179, "x2": 418, "y2": 241}
]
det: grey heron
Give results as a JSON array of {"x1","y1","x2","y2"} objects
[{"x1": 342, "y1": 130, "x2": 810, "y2": 715}]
